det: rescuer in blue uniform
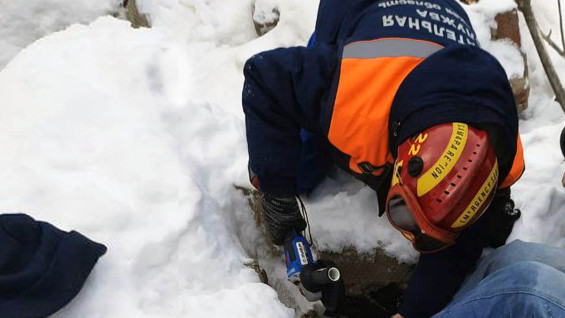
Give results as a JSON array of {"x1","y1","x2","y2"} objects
[{"x1": 242, "y1": 0, "x2": 525, "y2": 317}]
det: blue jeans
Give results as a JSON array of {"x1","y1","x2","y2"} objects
[{"x1": 432, "y1": 240, "x2": 565, "y2": 318}]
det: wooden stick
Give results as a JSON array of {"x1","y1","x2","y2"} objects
[
  {"x1": 559, "y1": 0, "x2": 565, "y2": 49},
  {"x1": 517, "y1": 0, "x2": 565, "y2": 113}
]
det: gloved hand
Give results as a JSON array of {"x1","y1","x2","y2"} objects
[
  {"x1": 261, "y1": 193, "x2": 307, "y2": 245},
  {"x1": 474, "y1": 188, "x2": 521, "y2": 248}
]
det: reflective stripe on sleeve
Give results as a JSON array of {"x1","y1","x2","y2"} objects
[{"x1": 343, "y1": 38, "x2": 443, "y2": 59}]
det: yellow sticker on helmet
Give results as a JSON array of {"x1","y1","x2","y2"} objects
[
  {"x1": 417, "y1": 123, "x2": 468, "y2": 197},
  {"x1": 402, "y1": 232, "x2": 415, "y2": 241},
  {"x1": 451, "y1": 160, "x2": 499, "y2": 229},
  {"x1": 392, "y1": 160, "x2": 403, "y2": 186}
]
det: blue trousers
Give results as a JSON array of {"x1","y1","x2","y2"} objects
[
  {"x1": 297, "y1": 32, "x2": 329, "y2": 195},
  {"x1": 432, "y1": 240, "x2": 565, "y2": 318},
  {"x1": 297, "y1": 129, "x2": 330, "y2": 194}
]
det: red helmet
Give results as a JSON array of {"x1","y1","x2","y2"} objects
[{"x1": 386, "y1": 122, "x2": 499, "y2": 253}]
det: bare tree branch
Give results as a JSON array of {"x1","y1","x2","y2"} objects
[
  {"x1": 517, "y1": 0, "x2": 565, "y2": 113},
  {"x1": 559, "y1": 0, "x2": 565, "y2": 49},
  {"x1": 539, "y1": 0, "x2": 565, "y2": 57},
  {"x1": 541, "y1": 29, "x2": 565, "y2": 56}
]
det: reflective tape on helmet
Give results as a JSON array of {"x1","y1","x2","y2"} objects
[
  {"x1": 417, "y1": 123, "x2": 468, "y2": 197},
  {"x1": 451, "y1": 160, "x2": 499, "y2": 229},
  {"x1": 392, "y1": 160, "x2": 404, "y2": 186}
]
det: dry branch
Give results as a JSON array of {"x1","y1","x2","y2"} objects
[
  {"x1": 517, "y1": 0, "x2": 565, "y2": 113},
  {"x1": 558, "y1": 0, "x2": 565, "y2": 49},
  {"x1": 539, "y1": 0, "x2": 565, "y2": 56},
  {"x1": 541, "y1": 30, "x2": 565, "y2": 56}
]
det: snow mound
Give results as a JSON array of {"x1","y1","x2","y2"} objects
[
  {"x1": 0, "y1": 0, "x2": 121, "y2": 69},
  {"x1": 0, "y1": 17, "x2": 291, "y2": 318},
  {"x1": 1, "y1": 0, "x2": 565, "y2": 316}
]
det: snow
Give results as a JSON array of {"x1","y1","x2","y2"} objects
[
  {"x1": 0, "y1": 0, "x2": 564, "y2": 317},
  {"x1": 507, "y1": 0, "x2": 565, "y2": 247},
  {"x1": 0, "y1": 16, "x2": 291, "y2": 318},
  {"x1": 0, "y1": 0, "x2": 122, "y2": 69},
  {"x1": 465, "y1": 0, "x2": 525, "y2": 78}
]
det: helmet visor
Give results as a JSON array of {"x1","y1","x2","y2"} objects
[
  {"x1": 387, "y1": 196, "x2": 449, "y2": 253},
  {"x1": 388, "y1": 197, "x2": 418, "y2": 232}
]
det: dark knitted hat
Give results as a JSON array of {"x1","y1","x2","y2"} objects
[{"x1": 0, "y1": 213, "x2": 107, "y2": 318}]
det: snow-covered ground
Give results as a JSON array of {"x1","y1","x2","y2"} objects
[
  {"x1": 0, "y1": 0, "x2": 122, "y2": 69},
  {"x1": 0, "y1": 0, "x2": 564, "y2": 317}
]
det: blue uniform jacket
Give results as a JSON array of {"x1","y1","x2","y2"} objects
[{"x1": 243, "y1": 0, "x2": 519, "y2": 317}]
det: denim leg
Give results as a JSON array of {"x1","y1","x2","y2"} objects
[
  {"x1": 433, "y1": 261, "x2": 565, "y2": 318},
  {"x1": 454, "y1": 240, "x2": 565, "y2": 299}
]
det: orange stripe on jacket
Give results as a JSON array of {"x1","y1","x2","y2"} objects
[
  {"x1": 328, "y1": 56, "x2": 425, "y2": 175},
  {"x1": 500, "y1": 134, "x2": 525, "y2": 188}
]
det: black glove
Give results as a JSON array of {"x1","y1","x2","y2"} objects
[
  {"x1": 261, "y1": 193, "x2": 307, "y2": 245},
  {"x1": 470, "y1": 188, "x2": 521, "y2": 248},
  {"x1": 488, "y1": 195, "x2": 521, "y2": 247}
]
